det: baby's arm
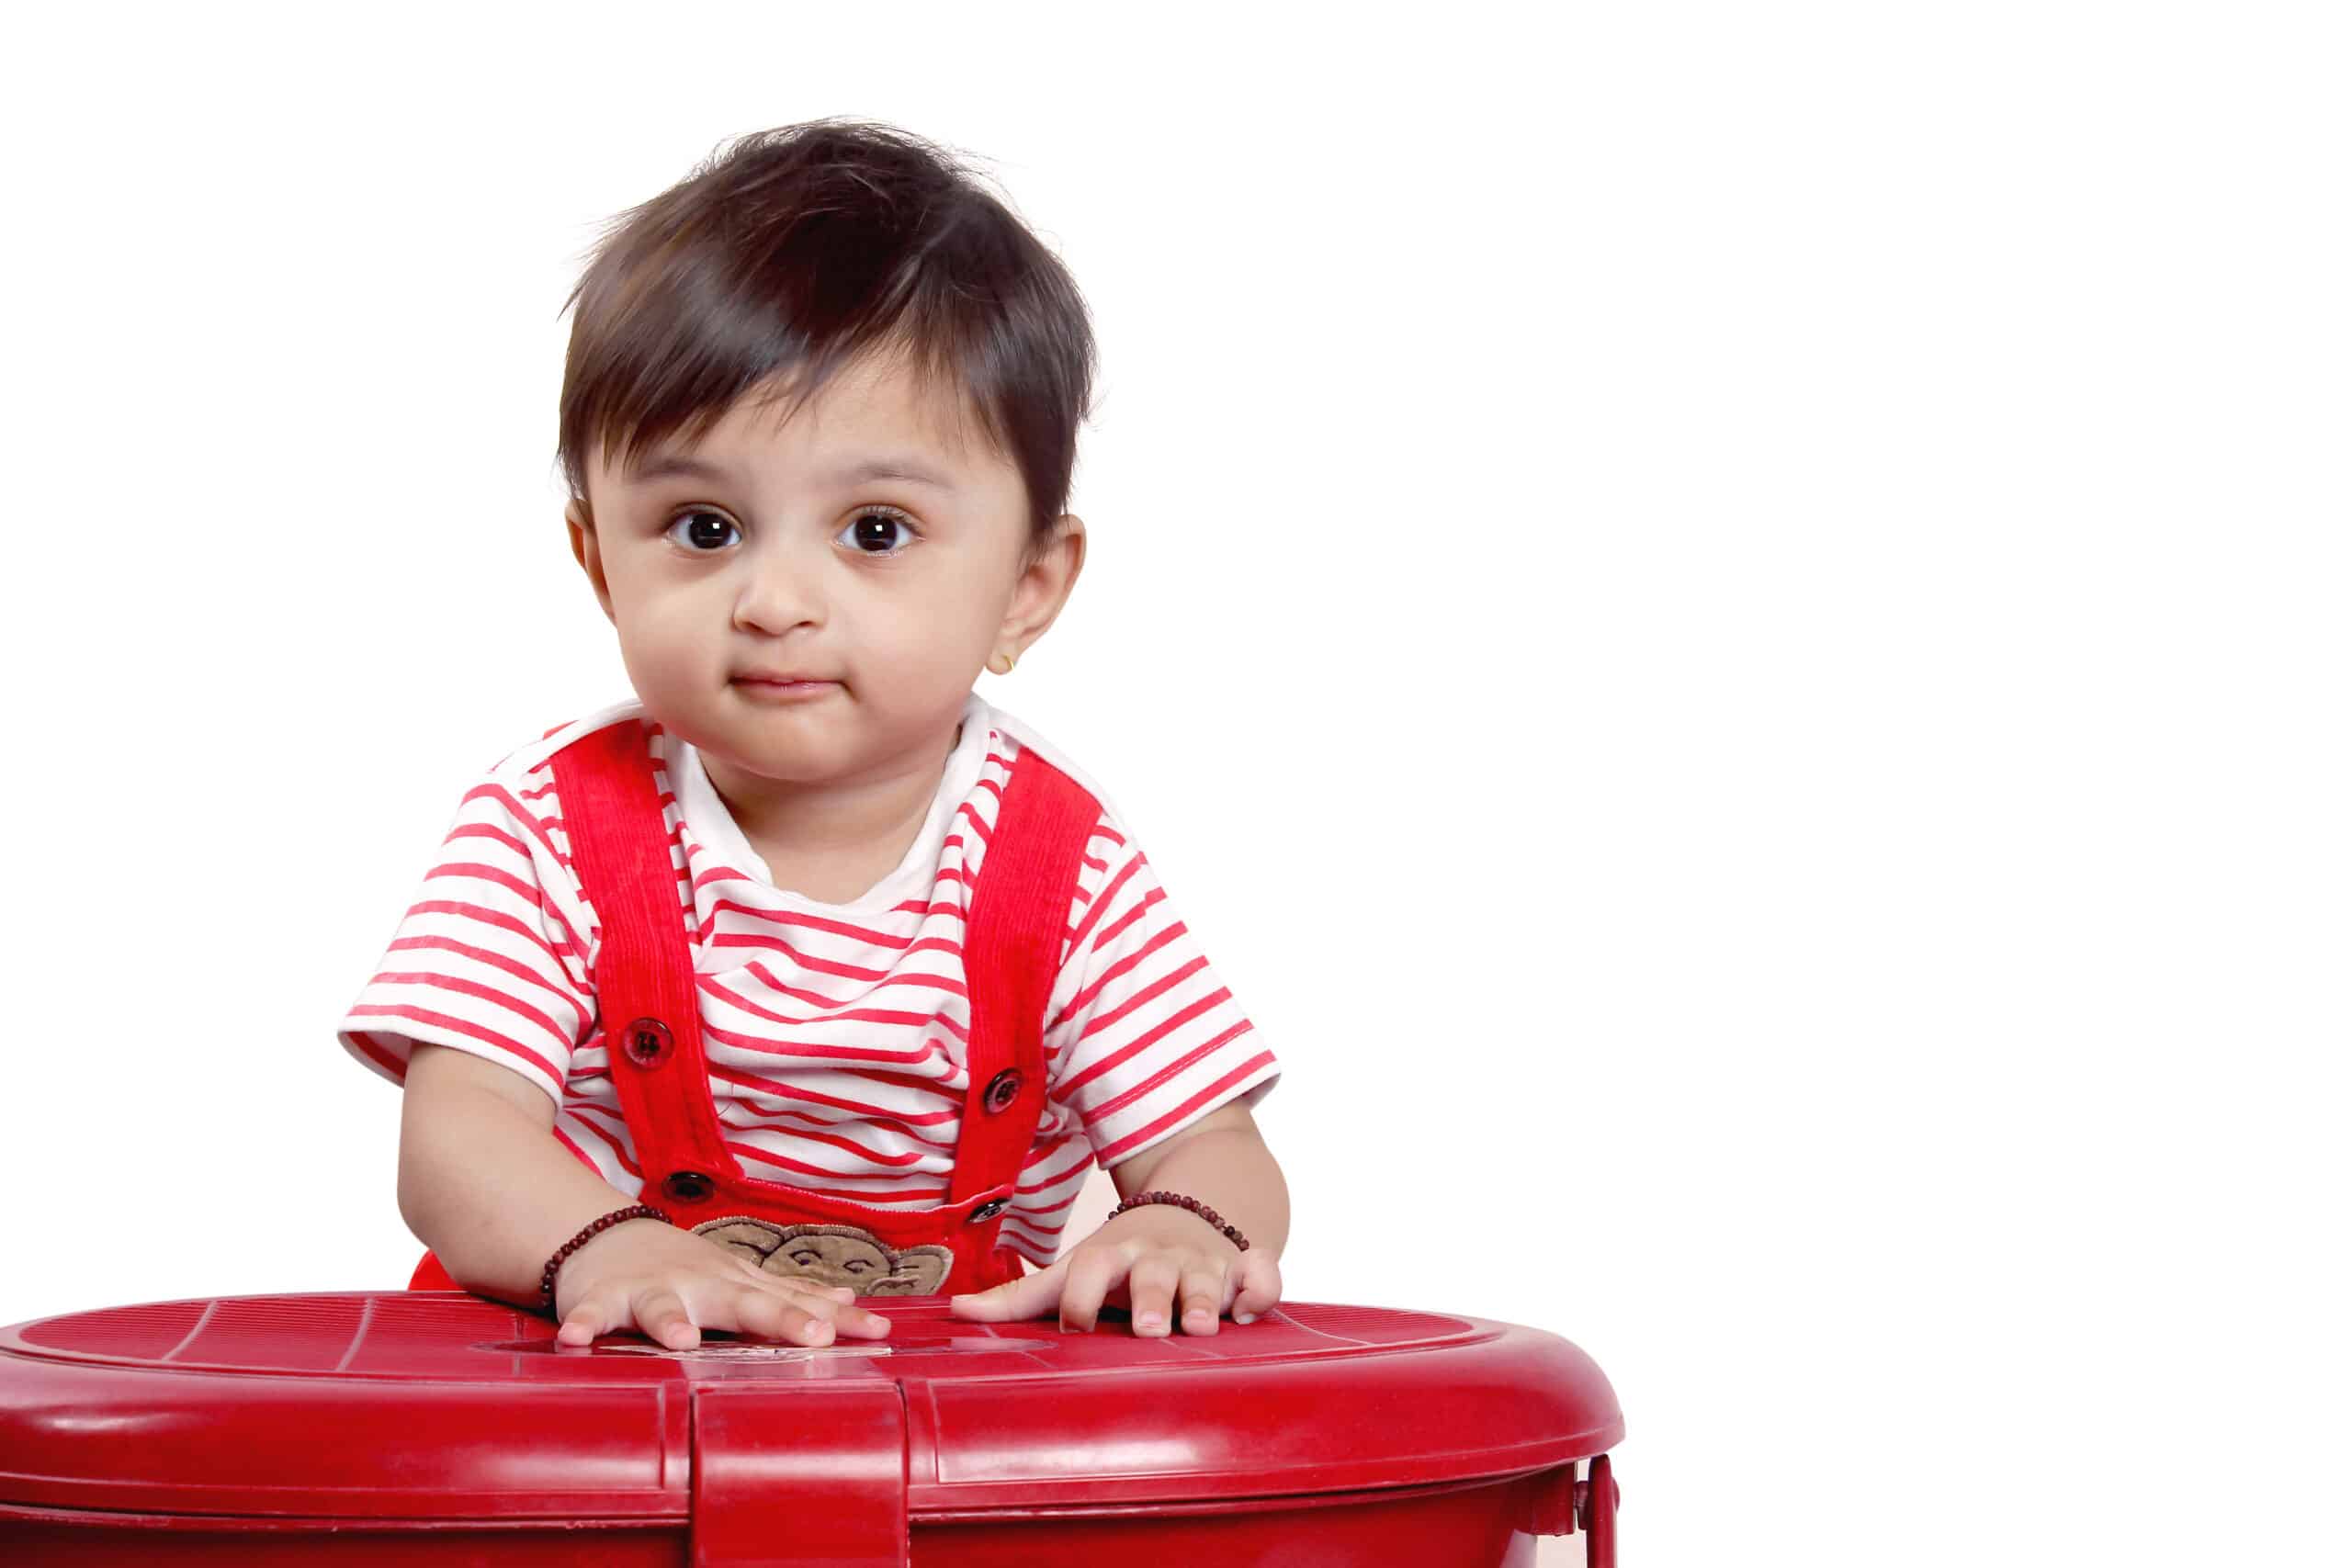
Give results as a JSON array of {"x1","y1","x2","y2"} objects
[
  {"x1": 950, "y1": 1100, "x2": 1287, "y2": 1335},
  {"x1": 398, "y1": 1043, "x2": 889, "y2": 1348},
  {"x1": 396, "y1": 1043, "x2": 649, "y2": 1303}
]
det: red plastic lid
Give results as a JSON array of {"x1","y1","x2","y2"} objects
[{"x1": 0, "y1": 1292, "x2": 1622, "y2": 1522}]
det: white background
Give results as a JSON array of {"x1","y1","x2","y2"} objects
[{"x1": 3, "y1": 6, "x2": 2345, "y2": 1563}]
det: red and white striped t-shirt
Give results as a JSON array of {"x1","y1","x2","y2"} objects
[{"x1": 337, "y1": 691, "x2": 1278, "y2": 1265}]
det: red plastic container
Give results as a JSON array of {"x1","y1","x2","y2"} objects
[{"x1": 0, "y1": 1292, "x2": 1623, "y2": 1565}]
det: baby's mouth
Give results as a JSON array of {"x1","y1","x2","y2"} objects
[{"x1": 731, "y1": 675, "x2": 839, "y2": 699}]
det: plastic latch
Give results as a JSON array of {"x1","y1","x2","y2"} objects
[
  {"x1": 693, "y1": 1383, "x2": 908, "y2": 1567},
  {"x1": 1512, "y1": 1461, "x2": 1580, "y2": 1537}
]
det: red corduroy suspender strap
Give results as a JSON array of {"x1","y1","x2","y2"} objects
[
  {"x1": 551, "y1": 722, "x2": 734, "y2": 1195},
  {"x1": 950, "y1": 747, "x2": 1101, "y2": 1208}
]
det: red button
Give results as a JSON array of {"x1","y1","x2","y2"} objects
[
  {"x1": 983, "y1": 1069, "x2": 1023, "y2": 1113},
  {"x1": 623, "y1": 1018, "x2": 673, "y2": 1068},
  {"x1": 662, "y1": 1170, "x2": 713, "y2": 1203}
]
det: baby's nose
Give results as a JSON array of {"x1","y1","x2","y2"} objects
[{"x1": 731, "y1": 569, "x2": 826, "y2": 634}]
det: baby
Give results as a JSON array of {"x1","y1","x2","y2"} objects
[{"x1": 338, "y1": 118, "x2": 1287, "y2": 1352}]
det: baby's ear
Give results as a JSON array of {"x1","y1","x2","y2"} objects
[{"x1": 565, "y1": 501, "x2": 616, "y2": 622}]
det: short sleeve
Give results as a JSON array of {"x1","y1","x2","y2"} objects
[
  {"x1": 1041, "y1": 809, "x2": 1280, "y2": 1169},
  {"x1": 336, "y1": 770, "x2": 595, "y2": 1111}
]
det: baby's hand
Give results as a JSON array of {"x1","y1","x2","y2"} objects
[
  {"x1": 551, "y1": 1218, "x2": 894, "y2": 1350},
  {"x1": 948, "y1": 1205, "x2": 1282, "y2": 1336}
]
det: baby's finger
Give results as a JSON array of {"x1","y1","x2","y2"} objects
[
  {"x1": 727, "y1": 1269, "x2": 895, "y2": 1336},
  {"x1": 723, "y1": 1284, "x2": 836, "y2": 1347},
  {"x1": 1057, "y1": 1247, "x2": 1126, "y2": 1334},
  {"x1": 1229, "y1": 1252, "x2": 1283, "y2": 1325},
  {"x1": 555, "y1": 1292, "x2": 616, "y2": 1347},
  {"x1": 950, "y1": 1258, "x2": 1068, "y2": 1323},
  {"x1": 763, "y1": 1279, "x2": 894, "y2": 1340},
  {"x1": 1125, "y1": 1253, "x2": 1182, "y2": 1337},
  {"x1": 632, "y1": 1286, "x2": 700, "y2": 1350},
  {"x1": 1177, "y1": 1259, "x2": 1227, "y2": 1336}
]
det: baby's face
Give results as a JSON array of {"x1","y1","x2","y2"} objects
[{"x1": 570, "y1": 349, "x2": 1036, "y2": 800}]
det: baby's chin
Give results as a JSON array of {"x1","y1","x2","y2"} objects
[{"x1": 696, "y1": 720, "x2": 951, "y2": 792}]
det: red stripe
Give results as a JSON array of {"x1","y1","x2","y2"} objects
[
  {"x1": 704, "y1": 933, "x2": 890, "y2": 980},
  {"x1": 727, "y1": 1100, "x2": 959, "y2": 1156},
  {"x1": 1046, "y1": 916, "x2": 1183, "y2": 1033},
  {"x1": 562, "y1": 1104, "x2": 646, "y2": 1179},
  {"x1": 401, "y1": 899, "x2": 582, "y2": 974},
  {"x1": 1077, "y1": 955, "x2": 1207, "y2": 1042},
  {"x1": 724, "y1": 959, "x2": 967, "y2": 1008},
  {"x1": 445, "y1": 820, "x2": 533, "y2": 861},
  {"x1": 549, "y1": 1122, "x2": 604, "y2": 1174},
  {"x1": 1012, "y1": 1145, "x2": 1095, "y2": 1197},
  {"x1": 1080, "y1": 1018, "x2": 1258, "y2": 1122},
  {"x1": 698, "y1": 1018, "x2": 952, "y2": 1068},
  {"x1": 1093, "y1": 1051, "x2": 1277, "y2": 1167},
  {"x1": 344, "y1": 1004, "x2": 563, "y2": 1087},
  {"x1": 367, "y1": 970, "x2": 576, "y2": 1055},
  {"x1": 1087, "y1": 886, "x2": 1160, "y2": 955},
  {"x1": 827, "y1": 1064, "x2": 969, "y2": 1107},
  {"x1": 1066, "y1": 842, "x2": 1142, "y2": 953},
  {"x1": 736, "y1": 958, "x2": 867, "y2": 1012},
  {"x1": 581, "y1": 1054, "x2": 968, "y2": 1114},
  {"x1": 699, "y1": 931, "x2": 906, "y2": 983},
  {"x1": 699, "y1": 974, "x2": 942, "y2": 1032},
  {"x1": 719, "y1": 1123, "x2": 931, "y2": 1170},
  {"x1": 686, "y1": 1062, "x2": 961, "y2": 1128},
  {"x1": 460, "y1": 782, "x2": 567, "y2": 864},
  {"x1": 700, "y1": 899, "x2": 917, "y2": 947},
  {"x1": 418, "y1": 862, "x2": 588, "y2": 960},
  {"x1": 387, "y1": 933, "x2": 582, "y2": 1012},
  {"x1": 1057, "y1": 974, "x2": 1221, "y2": 1098}
]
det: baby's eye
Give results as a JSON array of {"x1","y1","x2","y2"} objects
[
  {"x1": 666, "y1": 509, "x2": 738, "y2": 551},
  {"x1": 837, "y1": 507, "x2": 918, "y2": 557}
]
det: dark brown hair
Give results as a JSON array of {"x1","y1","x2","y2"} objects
[{"x1": 556, "y1": 118, "x2": 1097, "y2": 565}]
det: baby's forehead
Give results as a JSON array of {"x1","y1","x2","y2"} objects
[{"x1": 606, "y1": 356, "x2": 993, "y2": 482}]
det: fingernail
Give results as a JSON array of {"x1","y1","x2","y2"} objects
[
  {"x1": 1136, "y1": 1314, "x2": 1166, "y2": 1332},
  {"x1": 1235, "y1": 1313, "x2": 1256, "y2": 1325}
]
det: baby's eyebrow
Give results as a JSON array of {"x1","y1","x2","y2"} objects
[{"x1": 626, "y1": 451, "x2": 958, "y2": 491}]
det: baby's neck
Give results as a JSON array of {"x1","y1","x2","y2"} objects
[{"x1": 704, "y1": 723, "x2": 962, "y2": 900}]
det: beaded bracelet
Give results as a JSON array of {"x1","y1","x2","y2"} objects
[
  {"x1": 1105, "y1": 1190, "x2": 1250, "y2": 1252},
  {"x1": 539, "y1": 1203, "x2": 672, "y2": 1314}
]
